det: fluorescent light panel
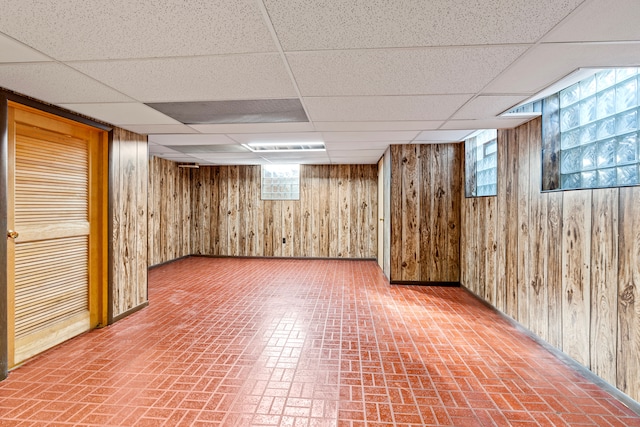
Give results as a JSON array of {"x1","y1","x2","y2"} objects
[{"x1": 244, "y1": 141, "x2": 326, "y2": 152}]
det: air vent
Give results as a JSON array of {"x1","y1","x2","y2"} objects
[
  {"x1": 166, "y1": 144, "x2": 250, "y2": 154},
  {"x1": 146, "y1": 99, "x2": 308, "y2": 124},
  {"x1": 244, "y1": 142, "x2": 325, "y2": 152}
]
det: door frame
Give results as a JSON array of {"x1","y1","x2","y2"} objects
[{"x1": 0, "y1": 91, "x2": 112, "y2": 379}]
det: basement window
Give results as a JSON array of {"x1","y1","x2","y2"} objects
[
  {"x1": 261, "y1": 164, "x2": 300, "y2": 200},
  {"x1": 464, "y1": 129, "x2": 498, "y2": 197},
  {"x1": 536, "y1": 67, "x2": 640, "y2": 190}
]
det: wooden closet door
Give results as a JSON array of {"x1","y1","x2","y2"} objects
[{"x1": 7, "y1": 104, "x2": 105, "y2": 367}]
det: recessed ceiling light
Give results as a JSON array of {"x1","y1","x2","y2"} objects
[{"x1": 244, "y1": 142, "x2": 326, "y2": 152}]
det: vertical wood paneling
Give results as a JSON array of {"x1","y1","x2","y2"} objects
[
  {"x1": 546, "y1": 191, "x2": 563, "y2": 348},
  {"x1": 390, "y1": 146, "x2": 403, "y2": 278},
  {"x1": 135, "y1": 139, "x2": 148, "y2": 304},
  {"x1": 210, "y1": 167, "x2": 220, "y2": 255},
  {"x1": 590, "y1": 188, "x2": 619, "y2": 385},
  {"x1": 516, "y1": 121, "x2": 531, "y2": 328},
  {"x1": 484, "y1": 197, "x2": 497, "y2": 304},
  {"x1": 401, "y1": 145, "x2": 420, "y2": 280},
  {"x1": 528, "y1": 120, "x2": 548, "y2": 340},
  {"x1": 448, "y1": 144, "x2": 462, "y2": 282},
  {"x1": 148, "y1": 163, "x2": 378, "y2": 261},
  {"x1": 505, "y1": 128, "x2": 519, "y2": 318},
  {"x1": 338, "y1": 165, "x2": 351, "y2": 257},
  {"x1": 110, "y1": 129, "x2": 147, "y2": 318},
  {"x1": 460, "y1": 116, "x2": 640, "y2": 402},
  {"x1": 382, "y1": 149, "x2": 392, "y2": 279},
  {"x1": 146, "y1": 157, "x2": 190, "y2": 267},
  {"x1": 495, "y1": 131, "x2": 508, "y2": 313},
  {"x1": 282, "y1": 200, "x2": 295, "y2": 257},
  {"x1": 389, "y1": 144, "x2": 462, "y2": 283},
  {"x1": 617, "y1": 186, "x2": 640, "y2": 400},
  {"x1": 301, "y1": 165, "x2": 312, "y2": 256},
  {"x1": 228, "y1": 166, "x2": 239, "y2": 256},
  {"x1": 218, "y1": 167, "x2": 229, "y2": 256},
  {"x1": 329, "y1": 166, "x2": 340, "y2": 258},
  {"x1": 562, "y1": 190, "x2": 592, "y2": 367}
]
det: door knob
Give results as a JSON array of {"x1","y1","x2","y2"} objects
[{"x1": 7, "y1": 230, "x2": 19, "y2": 239}]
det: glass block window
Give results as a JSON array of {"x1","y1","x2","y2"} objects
[
  {"x1": 261, "y1": 164, "x2": 300, "y2": 200},
  {"x1": 465, "y1": 129, "x2": 498, "y2": 197},
  {"x1": 559, "y1": 68, "x2": 640, "y2": 189}
]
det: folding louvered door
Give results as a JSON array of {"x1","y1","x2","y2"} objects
[{"x1": 7, "y1": 103, "x2": 106, "y2": 367}]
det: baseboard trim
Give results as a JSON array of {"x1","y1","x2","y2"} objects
[
  {"x1": 110, "y1": 301, "x2": 149, "y2": 324},
  {"x1": 191, "y1": 254, "x2": 377, "y2": 262},
  {"x1": 460, "y1": 285, "x2": 640, "y2": 416},
  {"x1": 391, "y1": 280, "x2": 460, "y2": 287},
  {"x1": 148, "y1": 255, "x2": 191, "y2": 270}
]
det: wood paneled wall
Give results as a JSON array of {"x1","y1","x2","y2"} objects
[
  {"x1": 147, "y1": 157, "x2": 191, "y2": 266},
  {"x1": 110, "y1": 129, "x2": 148, "y2": 320},
  {"x1": 147, "y1": 162, "x2": 377, "y2": 263},
  {"x1": 389, "y1": 144, "x2": 462, "y2": 283},
  {"x1": 460, "y1": 117, "x2": 640, "y2": 402},
  {"x1": 190, "y1": 164, "x2": 377, "y2": 258}
]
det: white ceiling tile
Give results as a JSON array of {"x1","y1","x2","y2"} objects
[
  {"x1": 258, "y1": 151, "x2": 331, "y2": 161},
  {"x1": 329, "y1": 155, "x2": 381, "y2": 165},
  {"x1": 544, "y1": 0, "x2": 640, "y2": 43},
  {"x1": 199, "y1": 157, "x2": 267, "y2": 165},
  {"x1": 119, "y1": 124, "x2": 199, "y2": 135},
  {"x1": 451, "y1": 95, "x2": 529, "y2": 120},
  {"x1": 70, "y1": 54, "x2": 297, "y2": 102},
  {"x1": 148, "y1": 144, "x2": 182, "y2": 154},
  {"x1": 414, "y1": 130, "x2": 477, "y2": 142},
  {"x1": 313, "y1": 121, "x2": 443, "y2": 132},
  {"x1": 189, "y1": 122, "x2": 315, "y2": 133},
  {"x1": 190, "y1": 152, "x2": 263, "y2": 162},
  {"x1": 304, "y1": 95, "x2": 472, "y2": 122},
  {"x1": 287, "y1": 46, "x2": 529, "y2": 96},
  {"x1": 155, "y1": 154, "x2": 200, "y2": 162},
  {"x1": 322, "y1": 131, "x2": 420, "y2": 142},
  {"x1": 485, "y1": 42, "x2": 640, "y2": 94},
  {"x1": 0, "y1": 0, "x2": 275, "y2": 61},
  {"x1": 149, "y1": 134, "x2": 239, "y2": 146},
  {"x1": 59, "y1": 103, "x2": 180, "y2": 126},
  {"x1": 327, "y1": 149, "x2": 385, "y2": 157},
  {"x1": 0, "y1": 63, "x2": 132, "y2": 103},
  {"x1": 226, "y1": 132, "x2": 324, "y2": 144},
  {"x1": 441, "y1": 117, "x2": 535, "y2": 130},
  {"x1": 325, "y1": 141, "x2": 401, "y2": 150},
  {"x1": 0, "y1": 33, "x2": 51, "y2": 63},
  {"x1": 264, "y1": 0, "x2": 582, "y2": 50}
]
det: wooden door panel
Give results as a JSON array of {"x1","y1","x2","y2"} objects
[{"x1": 7, "y1": 104, "x2": 103, "y2": 367}]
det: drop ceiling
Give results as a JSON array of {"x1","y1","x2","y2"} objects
[{"x1": 1, "y1": 0, "x2": 639, "y2": 165}]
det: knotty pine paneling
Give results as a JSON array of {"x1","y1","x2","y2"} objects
[
  {"x1": 389, "y1": 144, "x2": 462, "y2": 283},
  {"x1": 460, "y1": 116, "x2": 640, "y2": 402},
  {"x1": 147, "y1": 157, "x2": 191, "y2": 267},
  {"x1": 152, "y1": 164, "x2": 378, "y2": 259},
  {"x1": 110, "y1": 129, "x2": 148, "y2": 319}
]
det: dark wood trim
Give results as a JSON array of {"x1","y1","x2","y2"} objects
[
  {"x1": 107, "y1": 131, "x2": 115, "y2": 325},
  {"x1": 0, "y1": 89, "x2": 112, "y2": 132},
  {"x1": 148, "y1": 255, "x2": 191, "y2": 270},
  {"x1": 110, "y1": 301, "x2": 149, "y2": 324},
  {"x1": 192, "y1": 254, "x2": 378, "y2": 262},
  {"x1": 390, "y1": 280, "x2": 460, "y2": 287},
  {"x1": 0, "y1": 95, "x2": 8, "y2": 380},
  {"x1": 460, "y1": 285, "x2": 640, "y2": 416}
]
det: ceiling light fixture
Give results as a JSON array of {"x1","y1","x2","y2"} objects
[{"x1": 243, "y1": 142, "x2": 326, "y2": 152}]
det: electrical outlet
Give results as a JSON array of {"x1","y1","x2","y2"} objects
[{"x1": 282, "y1": 238, "x2": 286, "y2": 244}]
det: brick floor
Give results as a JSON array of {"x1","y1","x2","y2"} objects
[{"x1": 0, "y1": 257, "x2": 638, "y2": 426}]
